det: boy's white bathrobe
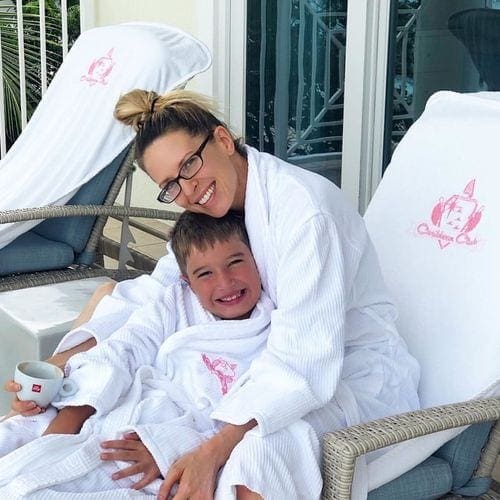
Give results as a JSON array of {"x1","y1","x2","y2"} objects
[
  {"x1": 0, "y1": 282, "x2": 322, "y2": 499},
  {"x1": 54, "y1": 146, "x2": 420, "y2": 498}
]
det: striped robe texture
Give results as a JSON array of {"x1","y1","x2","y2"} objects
[
  {"x1": 53, "y1": 146, "x2": 420, "y2": 498},
  {"x1": 0, "y1": 284, "x2": 321, "y2": 498}
]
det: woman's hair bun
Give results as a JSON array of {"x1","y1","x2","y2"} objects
[{"x1": 114, "y1": 90, "x2": 158, "y2": 131}]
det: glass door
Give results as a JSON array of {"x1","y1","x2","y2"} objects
[
  {"x1": 384, "y1": 0, "x2": 500, "y2": 170},
  {"x1": 245, "y1": 0, "x2": 347, "y2": 186}
]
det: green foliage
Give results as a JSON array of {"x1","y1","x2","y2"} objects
[{"x1": 0, "y1": 0, "x2": 80, "y2": 149}]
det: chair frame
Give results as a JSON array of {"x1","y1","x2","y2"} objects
[
  {"x1": 0, "y1": 146, "x2": 180, "y2": 292},
  {"x1": 321, "y1": 397, "x2": 500, "y2": 499}
]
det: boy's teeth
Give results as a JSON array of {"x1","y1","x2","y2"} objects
[
  {"x1": 198, "y1": 184, "x2": 214, "y2": 205},
  {"x1": 220, "y1": 291, "x2": 242, "y2": 302}
]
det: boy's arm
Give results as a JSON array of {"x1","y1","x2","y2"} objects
[
  {"x1": 53, "y1": 289, "x2": 178, "y2": 419},
  {"x1": 42, "y1": 405, "x2": 95, "y2": 435},
  {"x1": 4, "y1": 338, "x2": 98, "y2": 418}
]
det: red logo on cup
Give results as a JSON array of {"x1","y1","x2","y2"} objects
[{"x1": 32, "y1": 384, "x2": 42, "y2": 393}]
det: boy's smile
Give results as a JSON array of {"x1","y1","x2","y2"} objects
[{"x1": 183, "y1": 235, "x2": 261, "y2": 320}]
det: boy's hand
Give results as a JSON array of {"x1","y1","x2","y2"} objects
[
  {"x1": 101, "y1": 432, "x2": 161, "y2": 490},
  {"x1": 3, "y1": 380, "x2": 44, "y2": 417}
]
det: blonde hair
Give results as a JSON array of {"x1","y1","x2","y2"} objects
[{"x1": 114, "y1": 89, "x2": 245, "y2": 166}]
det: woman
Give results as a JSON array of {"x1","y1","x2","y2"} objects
[{"x1": 8, "y1": 89, "x2": 420, "y2": 500}]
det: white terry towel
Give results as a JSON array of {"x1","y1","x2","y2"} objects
[
  {"x1": 0, "y1": 22, "x2": 211, "y2": 249},
  {"x1": 363, "y1": 90, "x2": 500, "y2": 493}
]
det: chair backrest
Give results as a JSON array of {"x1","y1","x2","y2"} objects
[
  {"x1": 362, "y1": 91, "x2": 500, "y2": 491},
  {"x1": 33, "y1": 147, "x2": 129, "y2": 254},
  {"x1": 364, "y1": 90, "x2": 499, "y2": 410}
]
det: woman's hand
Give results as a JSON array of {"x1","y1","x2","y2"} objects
[
  {"x1": 158, "y1": 444, "x2": 219, "y2": 500},
  {"x1": 101, "y1": 432, "x2": 161, "y2": 490},
  {"x1": 3, "y1": 380, "x2": 44, "y2": 417},
  {"x1": 158, "y1": 420, "x2": 257, "y2": 500}
]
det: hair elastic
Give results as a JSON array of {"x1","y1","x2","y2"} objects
[{"x1": 150, "y1": 96, "x2": 160, "y2": 114}]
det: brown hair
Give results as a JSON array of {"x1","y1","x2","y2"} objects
[
  {"x1": 170, "y1": 211, "x2": 250, "y2": 275},
  {"x1": 114, "y1": 89, "x2": 246, "y2": 169}
]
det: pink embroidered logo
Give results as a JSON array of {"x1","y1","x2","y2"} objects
[
  {"x1": 201, "y1": 354, "x2": 237, "y2": 395},
  {"x1": 32, "y1": 384, "x2": 42, "y2": 393},
  {"x1": 81, "y1": 48, "x2": 115, "y2": 86},
  {"x1": 416, "y1": 179, "x2": 483, "y2": 249}
]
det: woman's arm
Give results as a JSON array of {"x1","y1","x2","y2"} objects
[
  {"x1": 158, "y1": 420, "x2": 257, "y2": 500},
  {"x1": 213, "y1": 215, "x2": 352, "y2": 436}
]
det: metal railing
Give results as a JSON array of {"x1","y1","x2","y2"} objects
[
  {"x1": 247, "y1": 1, "x2": 424, "y2": 184},
  {"x1": 391, "y1": 6, "x2": 420, "y2": 144},
  {"x1": 247, "y1": 0, "x2": 344, "y2": 184},
  {"x1": 0, "y1": 0, "x2": 78, "y2": 157}
]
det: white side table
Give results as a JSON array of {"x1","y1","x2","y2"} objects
[{"x1": 0, "y1": 277, "x2": 113, "y2": 414}]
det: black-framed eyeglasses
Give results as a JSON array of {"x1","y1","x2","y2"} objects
[{"x1": 157, "y1": 132, "x2": 213, "y2": 203}]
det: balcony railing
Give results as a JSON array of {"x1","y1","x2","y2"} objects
[{"x1": 0, "y1": 0, "x2": 81, "y2": 158}]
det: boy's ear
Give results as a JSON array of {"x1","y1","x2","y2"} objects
[{"x1": 180, "y1": 274, "x2": 190, "y2": 285}]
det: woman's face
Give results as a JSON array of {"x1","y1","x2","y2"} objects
[{"x1": 143, "y1": 127, "x2": 247, "y2": 217}]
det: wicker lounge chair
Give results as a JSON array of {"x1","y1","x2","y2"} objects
[
  {"x1": 323, "y1": 91, "x2": 500, "y2": 499},
  {"x1": 0, "y1": 22, "x2": 211, "y2": 291}
]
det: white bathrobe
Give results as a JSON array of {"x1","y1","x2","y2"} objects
[
  {"x1": 0, "y1": 283, "x2": 322, "y2": 499},
  {"x1": 54, "y1": 146, "x2": 420, "y2": 498}
]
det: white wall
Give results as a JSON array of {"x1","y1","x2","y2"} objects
[{"x1": 81, "y1": 0, "x2": 219, "y2": 211}]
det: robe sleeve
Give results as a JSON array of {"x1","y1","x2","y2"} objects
[
  {"x1": 52, "y1": 288, "x2": 178, "y2": 415},
  {"x1": 55, "y1": 247, "x2": 180, "y2": 352},
  {"x1": 211, "y1": 214, "x2": 356, "y2": 436}
]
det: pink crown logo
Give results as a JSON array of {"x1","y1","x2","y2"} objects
[
  {"x1": 417, "y1": 179, "x2": 483, "y2": 249},
  {"x1": 201, "y1": 354, "x2": 237, "y2": 395},
  {"x1": 81, "y1": 48, "x2": 115, "y2": 86}
]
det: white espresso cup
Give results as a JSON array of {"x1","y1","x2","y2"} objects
[{"x1": 14, "y1": 360, "x2": 78, "y2": 408}]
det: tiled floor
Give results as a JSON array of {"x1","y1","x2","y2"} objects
[{"x1": 103, "y1": 216, "x2": 173, "y2": 268}]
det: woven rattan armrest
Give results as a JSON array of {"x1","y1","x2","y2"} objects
[
  {"x1": 0, "y1": 205, "x2": 180, "y2": 291},
  {"x1": 322, "y1": 397, "x2": 500, "y2": 499},
  {"x1": 0, "y1": 204, "x2": 180, "y2": 224}
]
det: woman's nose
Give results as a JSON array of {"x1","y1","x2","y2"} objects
[{"x1": 178, "y1": 177, "x2": 197, "y2": 196}]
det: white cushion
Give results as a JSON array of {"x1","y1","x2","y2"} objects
[{"x1": 363, "y1": 91, "x2": 500, "y2": 490}]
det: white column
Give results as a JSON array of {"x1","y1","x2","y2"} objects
[
  {"x1": 341, "y1": 0, "x2": 392, "y2": 213},
  {"x1": 79, "y1": 0, "x2": 96, "y2": 32},
  {"x1": 196, "y1": 0, "x2": 247, "y2": 137}
]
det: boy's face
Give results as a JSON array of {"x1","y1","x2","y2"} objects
[{"x1": 183, "y1": 235, "x2": 261, "y2": 320}]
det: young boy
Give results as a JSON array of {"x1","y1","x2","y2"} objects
[{"x1": 0, "y1": 211, "x2": 275, "y2": 495}]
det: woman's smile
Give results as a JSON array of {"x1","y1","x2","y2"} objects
[{"x1": 197, "y1": 182, "x2": 215, "y2": 206}]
